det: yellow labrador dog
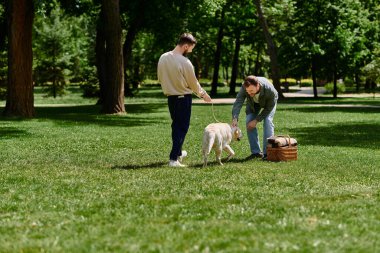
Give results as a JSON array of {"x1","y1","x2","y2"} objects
[{"x1": 202, "y1": 123, "x2": 243, "y2": 167}]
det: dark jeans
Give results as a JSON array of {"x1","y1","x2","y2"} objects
[{"x1": 167, "y1": 94, "x2": 192, "y2": 161}]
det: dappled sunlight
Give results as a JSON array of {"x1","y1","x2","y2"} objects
[
  {"x1": 1, "y1": 103, "x2": 168, "y2": 128},
  {"x1": 278, "y1": 106, "x2": 380, "y2": 114},
  {"x1": 294, "y1": 122, "x2": 379, "y2": 149}
]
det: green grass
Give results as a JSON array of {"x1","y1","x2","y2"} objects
[
  {"x1": 279, "y1": 97, "x2": 380, "y2": 107},
  {"x1": 0, "y1": 87, "x2": 379, "y2": 252}
]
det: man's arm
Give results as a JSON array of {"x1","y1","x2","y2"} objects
[
  {"x1": 231, "y1": 86, "x2": 246, "y2": 126},
  {"x1": 183, "y1": 59, "x2": 210, "y2": 100}
]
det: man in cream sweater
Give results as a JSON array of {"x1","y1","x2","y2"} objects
[{"x1": 158, "y1": 33, "x2": 212, "y2": 167}]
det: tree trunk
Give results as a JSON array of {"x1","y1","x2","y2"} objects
[
  {"x1": 311, "y1": 56, "x2": 318, "y2": 98},
  {"x1": 254, "y1": 44, "x2": 261, "y2": 76},
  {"x1": 210, "y1": 5, "x2": 228, "y2": 96},
  {"x1": 364, "y1": 78, "x2": 371, "y2": 90},
  {"x1": 370, "y1": 80, "x2": 376, "y2": 90},
  {"x1": 95, "y1": 7, "x2": 107, "y2": 105},
  {"x1": 132, "y1": 56, "x2": 140, "y2": 89},
  {"x1": 223, "y1": 66, "x2": 229, "y2": 84},
  {"x1": 333, "y1": 68, "x2": 338, "y2": 98},
  {"x1": 101, "y1": 0, "x2": 125, "y2": 114},
  {"x1": 202, "y1": 60, "x2": 210, "y2": 79},
  {"x1": 0, "y1": 11, "x2": 6, "y2": 50},
  {"x1": 193, "y1": 56, "x2": 201, "y2": 79},
  {"x1": 210, "y1": 26, "x2": 223, "y2": 96},
  {"x1": 123, "y1": 4, "x2": 144, "y2": 97},
  {"x1": 355, "y1": 72, "x2": 360, "y2": 92},
  {"x1": 254, "y1": 0, "x2": 284, "y2": 99},
  {"x1": 4, "y1": 0, "x2": 35, "y2": 117},
  {"x1": 229, "y1": 31, "x2": 241, "y2": 95},
  {"x1": 123, "y1": 32, "x2": 135, "y2": 97}
]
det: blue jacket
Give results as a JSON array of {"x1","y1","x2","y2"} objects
[{"x1": 232, "y1": 77, "x2": 278, "y2": 122}]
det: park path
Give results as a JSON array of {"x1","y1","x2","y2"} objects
[{"x1": 193, "y1": 87, "x2": 380, "y2": 108}]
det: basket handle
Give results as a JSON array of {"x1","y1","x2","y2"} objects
[{"x1": 274, "y1": 134, "x2": 292, "y2": 148}]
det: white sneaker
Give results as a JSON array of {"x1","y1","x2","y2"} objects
[
  {"x1": 178, "y1": 150, "x2": 187, "y2": 163},
  {"x1": 168, "y1": 160, "x2": 186, "y2": 167}
]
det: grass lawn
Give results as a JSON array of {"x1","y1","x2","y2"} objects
[{"x1": 0, "y1": 86, "x2": 379, "y2": 252}]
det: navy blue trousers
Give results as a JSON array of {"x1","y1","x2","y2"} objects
[{"x1": 167, "y1": 94, "x2": 192, "y2": 161}]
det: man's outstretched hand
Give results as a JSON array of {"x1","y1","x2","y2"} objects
[
  {"x1": 232, "y1": 118, "x2": 238, "y2": 127},
  {"x1": 202, "y1": 93, "x2": 212, "y2": 103}
]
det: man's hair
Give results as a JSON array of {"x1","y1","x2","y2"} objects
[
  {"x1": 177, "y1": 33, "x2": 197, "y2": 46},
  {"x1": 243, "y1": 75, "x2": 259, "y2": 87}
]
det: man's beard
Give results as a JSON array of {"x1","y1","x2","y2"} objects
[{"x1": 182, "y1": 49, "x2": 189, "y2": 57}]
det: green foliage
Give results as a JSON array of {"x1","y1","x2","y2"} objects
[
  {"x1": 80, "y1": 67, "x2": 100, "y2": 98},
  {"x1": 0, "y1": 49, "x2": 6, "y2": 100},
  {"x1": 33, "y1": 0, "x2": 94, "y2": 98},
  {"x1": 0, "y1": 88, "x2": 379, "y2": 252},
  {"x1": 33, "y1": 0, "x2": 71, "y2": 97},
  {"x1": 2, "y1": 0, "x2": 378, "y2": 101},
  {"x1": 66, "y1": 14, "x2": 94, "y2": 83},
  {"x1": 324, "y1": 82, "x2": 346, "y2": 94},
  {"x1": 276, "y1": 0, "x2": 375, "y2": 84},
  {"x1": 281, "y1": 78, "x2": 313, "y2": 87},
  {"x1": 33, "y1": 86, "x2": 97, "y2": 105},
  {"x1": 128, "y1": 32, "x2": 157, "y2": 82},
  {"x1": 0, "y1": 87, "x2": 5, "y2": 99},
  {"x1": 362, "y1": 47, "x2": 380, "y2": 84}
]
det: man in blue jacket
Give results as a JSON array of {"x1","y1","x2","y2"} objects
[{"x1": 232, "y1": 75, "x2": 278, "y2": 160}]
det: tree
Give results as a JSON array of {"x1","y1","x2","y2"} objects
[
  {"x1": 121, "y1": 0, "x2": 146, "y2": 96},
  {"x1": 253, "y1": 0, "x2": 283, "y2": 99},
  {"x1": 0, "y1": 2, "x2": 5, "y2": 50},
  {"x1": 321, "y1": 0, "x2": 364, "y2": 98},
  {"x1": 95, "y1": 5, "x2": 106, "y2": 104},
  {"x1": 54, "y1": 0, "x2": 99, "y2": 98},
  {"x1": 223, "y1": 0, "x2": 258, "y2": 95},
  {"x1": 4, "y1": 0, "x2": 35, "y2": 117},
  {"x1": 33, "y1": 1, "x2": 71, "y2": 98},
  {"x1": 356, "y1": 0, "x2": 379, "y2": 91},
  {"x1": 100, "y1": 0, "x2": 125, "y2": 114},
  {"x1": 0, "y1": 2, "x2": 7, "y2": 98},
  {"x1": 185, "y1": 0, "x2": 225, "y2": 80},
  {"x1": 229, "y1": 31, "x2": 241, "y2": 95},
  {"x1": 210, "y1": 1, "x2": 230, "y2": 96}
]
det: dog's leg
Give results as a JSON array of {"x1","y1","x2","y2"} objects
[
  {"x1": 216, "y1": 148, "x2": 223, "y2": 165},
  {"x1": 224, "y1": 145, "x2": 235, "y2": 162},
  {"x1": 202, "y1": 132, "x2": 215, "y2": 168},
  {"x1": 203, "y1": 153, "x2": 208, "y2": 168}
]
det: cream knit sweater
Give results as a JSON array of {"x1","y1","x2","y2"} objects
[{"x1": 157, "y1": 51, "x2": 205, "y2": 97}]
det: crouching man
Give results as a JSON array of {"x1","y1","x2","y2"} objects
[{"x1": 232, "y1": 75, "x2": 278, "y2": 160}]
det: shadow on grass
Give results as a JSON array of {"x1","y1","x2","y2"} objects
[
  {"x1": 278, "y1": 106, "x2": 380, "y2": 114},
  {"x1": 188, "y1": 157, "x2": 250, "y2": 169},
  {"x1": 279, "y1": 97, "x2": 380, "y2": 106},
  {"x1": 0, "y1": 103, "x2": 167, "y2": 127},
  {"x1": 112, "y1": 157, "x2": 251, "y2": 170},
  {"x1": 112, "y1": 162, "x2": 167, "y2": 170},
  {"x1": 0, "y1": 127, "x2": 29, "y2": 138},
  {"x1": 133, "y1": 86, "x2": 166, "y2": 99},
  {"x1": 294, "y1": 122, "x2": 379, "y2": 149}
]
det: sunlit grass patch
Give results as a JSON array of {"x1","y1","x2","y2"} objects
[{"x1": 0, "y1": 90, "x2": 379, "y2": 252}]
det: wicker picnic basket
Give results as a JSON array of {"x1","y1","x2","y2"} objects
[{"x1": 266, "y1": 135, "x2": 298, "y2": 162}]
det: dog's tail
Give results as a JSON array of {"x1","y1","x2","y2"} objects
[
  {"x1": 202, "y1": 131, "x2": 215, "y2": 156},
  {"x1": 202, "y1": 131, "x2": 215, "y2": 167}
]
